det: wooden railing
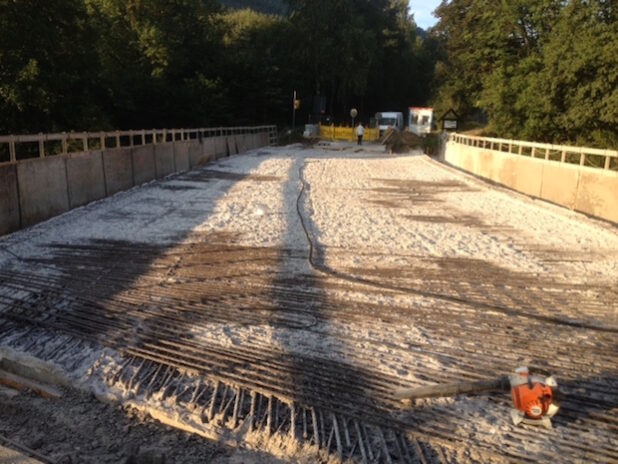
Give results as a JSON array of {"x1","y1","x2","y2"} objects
[
  {"x1": 450, "y1": 133, "x2": 618, "y2": 171},
  {"x1": 0, "y1": 125, "x2": 278, "y2": 163}
]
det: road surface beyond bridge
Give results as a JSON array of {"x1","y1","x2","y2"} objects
[{"x1": 1, "y1": 142, "x2": 617, "y2": 463}]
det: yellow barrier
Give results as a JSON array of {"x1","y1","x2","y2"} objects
[{"x1": 318, "y1": 124, "x2": 380, "y2": 142}]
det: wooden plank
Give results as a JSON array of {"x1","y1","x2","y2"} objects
[{"x1": 0, "y1": 369, "x2": 62, "y2": 399}]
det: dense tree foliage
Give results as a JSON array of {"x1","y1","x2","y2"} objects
[
  {"x1": 0, "y1": 0, "x2": 434, "y2": 134},
  {"x1": 1, "y1": 0, "x2": 615, "y2": 147},
  {"x1": 220, "y1": 0, "x2": 287, "y2": 15},
  {"x1": 431, "y1": 0, "x2": 617, "y2": 148}
]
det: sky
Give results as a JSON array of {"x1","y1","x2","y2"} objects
[{"x1": 409, "y1": 0, "x2": 442, "y2": 30}]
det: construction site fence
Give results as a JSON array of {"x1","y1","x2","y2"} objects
[
  {"x1": 318, "y1": 124, "x2": 380, "y2": 142},
  {"x1": 0, "y1": 125, "x2": 278, "y2": 164}
]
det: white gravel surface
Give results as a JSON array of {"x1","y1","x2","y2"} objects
[{"x1": 1, "y1": 142, "x2": 617, "y2": 463}]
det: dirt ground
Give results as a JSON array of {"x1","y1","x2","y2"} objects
[{"x1": 1, "y1": 386, "x2": 289, "y2": 464}]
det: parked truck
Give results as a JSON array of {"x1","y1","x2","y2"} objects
[{"x1": 376, "y1": 112, "x2": 404, "y2": 136}]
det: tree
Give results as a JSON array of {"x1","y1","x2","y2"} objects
[
  {"x1": 431, "y1": 0, "x2": 616, "y2": 147},
  {"x1": 85, "y1": 0, "x2": 226, "y2": 128},
  {"x1": 0, "y1": 0, "x2": 104, "y2": 133}
]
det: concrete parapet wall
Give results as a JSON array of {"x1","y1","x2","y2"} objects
[
  {"x1": 132, "y1": 145, "x2": 156, "y2": 186},
  {"x1": 1, "y1": 129, "x2": 272, "y2": 235},
  {"x1": 154, "y1": 143, "x2": 176, "y2": 179},
  {"x1": 195, "y1": 138, "x2": 215, "y2": 167},
  {"x1": 214, "y1": 137, "x2": 227, "y2": 158},
  {"x1": 445, "y1": 141, "x2": 618, "y2": 224},
  {"x1": 227, "y1": 137, "x2": 238, "y2": 156},
  {"x1": 17, "y1": 157, "x2": 69, "y2": 227},
  {"x1": 576, "y1": 170, "x2": 618, "y2": 224},
  {"x1": 0, "y1": 164, "x2": 20, "y2": 235},
  {"x1": 260, "y1": 132, "x2": 270, "y2": 148},
  {"x1": 540, "y1": 163, "x2": 580, "y2": 209},
  {"x1": 236, "y1": 135, "x2": 248, "y2": 154},
  {"x1": 174, "y1": 142, "x2": 190, "y2": 172},
  {"x1": 66, "y1": 151, "x2": 107, "y2": 208},
  {"x1": 103, "y1": 148, "x2": 134, "y2": 195}
]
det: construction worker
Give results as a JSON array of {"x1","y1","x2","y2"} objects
[{"x1": 356, "y1": 122, "x2": 365, "y2": 145}]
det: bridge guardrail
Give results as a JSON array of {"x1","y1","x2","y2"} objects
[
  {"x1": 0, "y1": 125, "x2": 278, "y2": 164},
  {"x1": 450, "y1": 133, "x2": 618, "y2": 171}
]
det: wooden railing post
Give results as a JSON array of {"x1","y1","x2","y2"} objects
[
  {"x1": 38, "y1": 133, "x2": 45, "y2": 158},
  {"x1": 62, "y1": 133, "x2": 68, "y2": 154},
  {"x1": 152, "y1": 129, "x2": 157, "y2": 145},
  {"x1": 9, "y1": 135, "x2": 16, "y2": 162},
  {"x1": 100, "y1": 133, "x2": 106, "y2": 150},
  {"x1": 141, "y1": 129, "x2": 146, "y2": 145},
  {"x1": 129, "y1": 130, "x2": 134, "y2": 147},
  {"x1": 82, "y1": 134, "x2": 88, "y2": 152},
  {"x1": 580, "y1": 148, "x2": 586, "y2": 166},
  {"x1": 115, "y1": 131, "x2": 121, "y2": 148}
]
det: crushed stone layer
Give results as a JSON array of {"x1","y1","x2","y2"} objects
[{"x1": 0, "y1": 142, "x2": 617, "y2": 463}]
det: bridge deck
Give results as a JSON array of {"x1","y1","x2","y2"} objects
[{"x1": 1, "y1": 143, "x2": 617, "y2": 463}]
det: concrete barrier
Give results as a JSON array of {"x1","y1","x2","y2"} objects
[
  {"x1": 214, "y1": 137, "x2": 227, "y2": 159},
  {"x1": 66, "y1": 151, "x2": 107, "y2": 208},
  {"x1": 575, "y1": 169, "x2": 618, "y2": 224},
  {"x1": 0, "y1": 164, "x2": 20, "y2": 235},
  {"x1": 132, "y1": 145, "x2": 156, "y2": 186},
  {"x1": 511, "y1": 155, "x2": 544, "y2": 197},
  {"x1": 196, "y1": 138, "x2": 216, "y2": 166},
  {"x1": 540, "y1": 162, "x2": 580, "y2": 209},
  {"x1": 243, "y1": 134, "x2": 253, "y2": 151},
  {"x1": 251, "y1": 133, "x2": 261, "y2": 150},
  {"x1": 236, "y1": 135, "x2": 248, "y2": 154},
  {"x1": 227, "y1": 137, "x2": 238, "y2": 156},
  {"x1": 103, "y1": 148, "x2": 134, "y2": 195},
  {"x1": 154, "y1": 143, "x2": 175, "y2": 179},
  {"x1": 17, "y1": 156, "x2": 69, "y2": 227},
  {"x1": 445, "y1": 141, "x2": 618, "y2": 224},
  {"x1": 174, "y1": 142, "x2": 190, "y2": 172},
  {"x1": 1, "y1": 129, "x2": 274, "y2": 235}
]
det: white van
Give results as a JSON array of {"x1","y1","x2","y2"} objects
[
  {"x1": 376, "y1": 112, "x2": 404, "y2": 136},
  {"x1": 408, "y1": 107, "x2": 434, "y2": 136}
]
